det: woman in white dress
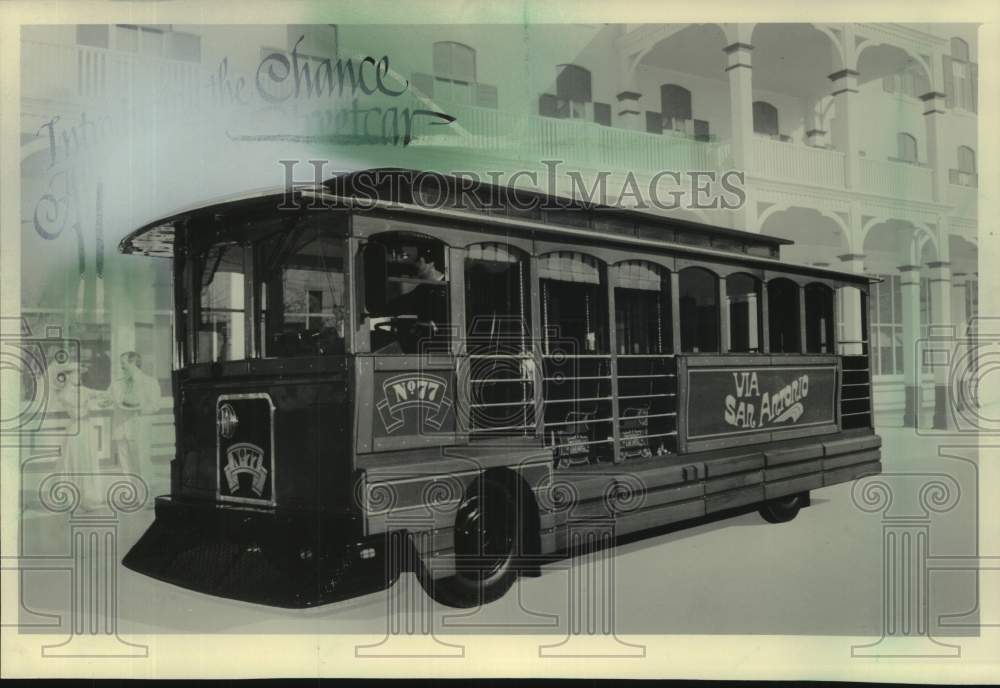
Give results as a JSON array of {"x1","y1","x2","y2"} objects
[{"x1": 48, "y1": 363, "x2": 113, "y2": 511}]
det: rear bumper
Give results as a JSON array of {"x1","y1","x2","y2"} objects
[{"x1": 122, "y1": 496, "x2": 404, "y2": 608}]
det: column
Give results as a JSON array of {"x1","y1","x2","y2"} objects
[
  {"x1": 851, "y1": 472, "x2": 961, "y2": 657},
  {"x1": 925, "y1": 258, "x2": 953, "y2": 429},
  {"x1": 921, "y1": 90, "x2": 949, "y2": 203},
  {"x1": 724, "y1": 34, "x2": 754, "y2": 233},
  {"x1": 724, "y1": 39, "x2": 754, "y2": 173},
  {"x1": 538, "y1": 478, "x2": 644, "y2": 657},
  {"x1": 39, "y1": 473, "x2": 149, "y2": 657},
  {"x1": 615, "y1": 87, "x2": 643, "y2": 132},
  {"x1": 898, "y1": 264, "x2": 922, "y2": 428},
  {"x1": 949, "y1": 271, "x2": 968, "y2": 413},
  {"x1": 829, "y1": 68, "x2": 860, "y2": 188}
]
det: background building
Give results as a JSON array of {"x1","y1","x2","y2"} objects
[{"x1": 18, "y1": 22, "x2": 979, "y2": 483}]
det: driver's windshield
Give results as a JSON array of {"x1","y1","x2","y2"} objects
[
  {"x1": 258, "y1": 215, "x2": 346, "y2": 357},
  {"x1": 186, "y1": 212, "x2": 347, "y2": 364}
]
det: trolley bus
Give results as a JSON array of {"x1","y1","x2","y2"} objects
[{"x1": 121, "y1": 168, "x2": 881, "y2": 608}]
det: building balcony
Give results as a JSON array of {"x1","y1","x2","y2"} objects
[
  {"x1": 413, "y1": 101, "x2": 732, "y2": 174},
  {"x1": 750, "y1": 135, "x2": 845, "y2": 188},
  {"x1": 21, "y1": 40, "x2": 204, "y2": 108},
  {"x1": 859, "y1": 156, "x2": 933, "y2": 201}
]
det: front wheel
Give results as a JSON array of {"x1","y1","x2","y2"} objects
[
  {"x1": 421, "y1": 477, "x2": 521, "y2": 608},
  {"x1": 759, "y1": 492, "x2": 807, "y2": 524}
]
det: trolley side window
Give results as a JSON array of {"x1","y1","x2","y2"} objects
[
  {"x1": 725, "y1": 272, "x2": 762, "y2": 353},
  {"x1": 768, "y1": 277, "x2": 801, "y2": 353},
  {"x1": 464, "y1": 243, "x2": 534, "y2": 434},
  {"x1": 837, "y1": 285, "x2": 867, "y2": 356},
  {"x1": 805, "y1": 283, "x2": 835, "y2": 354},
  {"x1": 196, "y1": 243, "x2": 247, "y2": 363},
  {"x1": 465, "y1": 243, "x2": 530, "y2": 346},
  {"x1": 540, "y1": 251, "x2": 607, "y2": 354},
  {"x1": 614, "y1": 261, "x2": 672, "y2": 355},
  {"x1": 364, "y1": 231, "x2": 451, "y2": 355},
  {"x1": 539, "y1": 251, "x2": 614, "y2": 466},
  {"x1": 679, "y1": 266, "x2": 720, "y2": 353}
]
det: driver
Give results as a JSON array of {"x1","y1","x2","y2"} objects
[
  {"x1": 383, "y1": 247, "x2": 449, "y2": 351},
  {"x1": 409, "y1": 248, "x2": 448, "y2": 330}
]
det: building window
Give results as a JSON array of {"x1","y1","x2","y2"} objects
[
  {"x1": 768, "y1": 278, "x2": 801, "y2": 353},
  {"x1": 752, "y1": 101, "x2": 780, "y2": 137},
  {"x1": 870, "y1": 274, "x2": 903, "y2": 376},
  {"x1": 679, "y1": 267, "x2": 719, "y2": 353},
  {"x1": 168, "y1": 31, "x2": 202, "y2": 62},
  {"x1": 661, "y1": 84, "x2": 692, "y2": 132},
  {"x1": 725, "y1": 272, "x2": 762, "y2": 353},
  {"x1": 896, "y1": 132, "x2": 918, "y2": 164},
  {"x1": 433, "y1": 41, "x2": 476, "y2": 105},
  {"x1": 115, "y1": 24, "x2": 165, "y2": 57},
  {"x1": 554, "y1": 64, "x2": 592, "y2": 119},
  {"x1": 951, "y1": 145, "x2": 977, "y2": 187},
  {"x1": 945, "y1": 37, "x2": 976, "y2": 112}
]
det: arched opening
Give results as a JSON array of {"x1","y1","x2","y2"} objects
[
  {"x1": 725, "y1": 272, "x2": 762, "y2": 353},
  {"x1": 539, "y1": 251, "x2": 606, "y2": 354},
  {"x1": 804, "y1": 282, "x2": 835, "y2": 353},
  {"x1": 767, "y1": 278, "x2": 801, "y2": 353},
  {"x1": 946, "y1": 36, "x2": 976, "y2": 111},
  {"x1": 554, "y1": 64, "x2": 592, "y2": 119},
  {"x1": 953, "y1": 145, "x2": 977, "y2": 187},
  {"x1": 750, "y1": 24, "x2": 843, "y2": 146},
  {"x1": 634, "y1": 24, "x2": 726, "y2": 142},
  {"x1": 752, "y1": 100, "x2": 779, "y2": 137},
  {"x1": 614, "y1": 261, "x2": 672, "y2": 354},
  {"x1": 660, "y1": 84, "x2": 692, "y2": 132},
  {"x1": 757, "y1": 206, "x2": 850, "y2": 268},
  {"x1": 432, "y1": 41, "x2": 477, "y2": 104},
  {"x1": 464, "y1": 242, "x2": 533, "y2": 434},
  {"x1": 679, "y1": 266, "x2": 719, "y2": 353},
  {"x1": 896, "y1": 132, "x2": 918, "y2": 164},
  {"x1": 539, "y1": 251, "x2": 613, "y2": 467},
  {"x1": 958, "y1": 146, "x2": 976, "y2": 173}
]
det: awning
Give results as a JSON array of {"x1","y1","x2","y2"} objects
[
  {"x1": 467, "y1": 242, "x2": 520, "y2": 263},
  {"x1": 615, "y1": 261, "x2": 664, "y2": 291},
  {"x1": 537, "y1": 251, "x2": 600, "y2": 284}
]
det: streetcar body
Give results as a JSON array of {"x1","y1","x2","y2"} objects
[{"x1": 121, "y1": 169, "x2": 881, "y2": 607}]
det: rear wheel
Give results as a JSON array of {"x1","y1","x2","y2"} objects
[
  {"x1": 422, "y1": 477, "x2": 521, "y2": 608},
  {"x1": 759, "y1": 492, "x2": 807, "y2": 523}
]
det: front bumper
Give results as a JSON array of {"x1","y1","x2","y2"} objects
[{"x1": 122, "y1": 496, "x2": 404, "y2": 608}]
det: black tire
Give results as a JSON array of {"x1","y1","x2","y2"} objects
[
  {"x1": 759, "y1": 492, "x2": 806, "y2": 524},
  {"x1": 421, "y1": 477, "x2": 521, "y2": 608}
]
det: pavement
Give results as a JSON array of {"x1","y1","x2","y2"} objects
[{"x1": 12, "y1": 426, "x2": 983, "y2": 639}]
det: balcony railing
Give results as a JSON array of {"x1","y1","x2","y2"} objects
[
  {"x1": 859, "y1": 157, "x2": 933, "y2": 201},
  {"x1": 22, "y1": 41, "x2": 205, "y2": 109},
  {"x1": 413, "y1": 101, "x2": 732, "y2": 174},
  {"x1": 751, "y1": 136, "x2": 845, "y2": 188}
]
